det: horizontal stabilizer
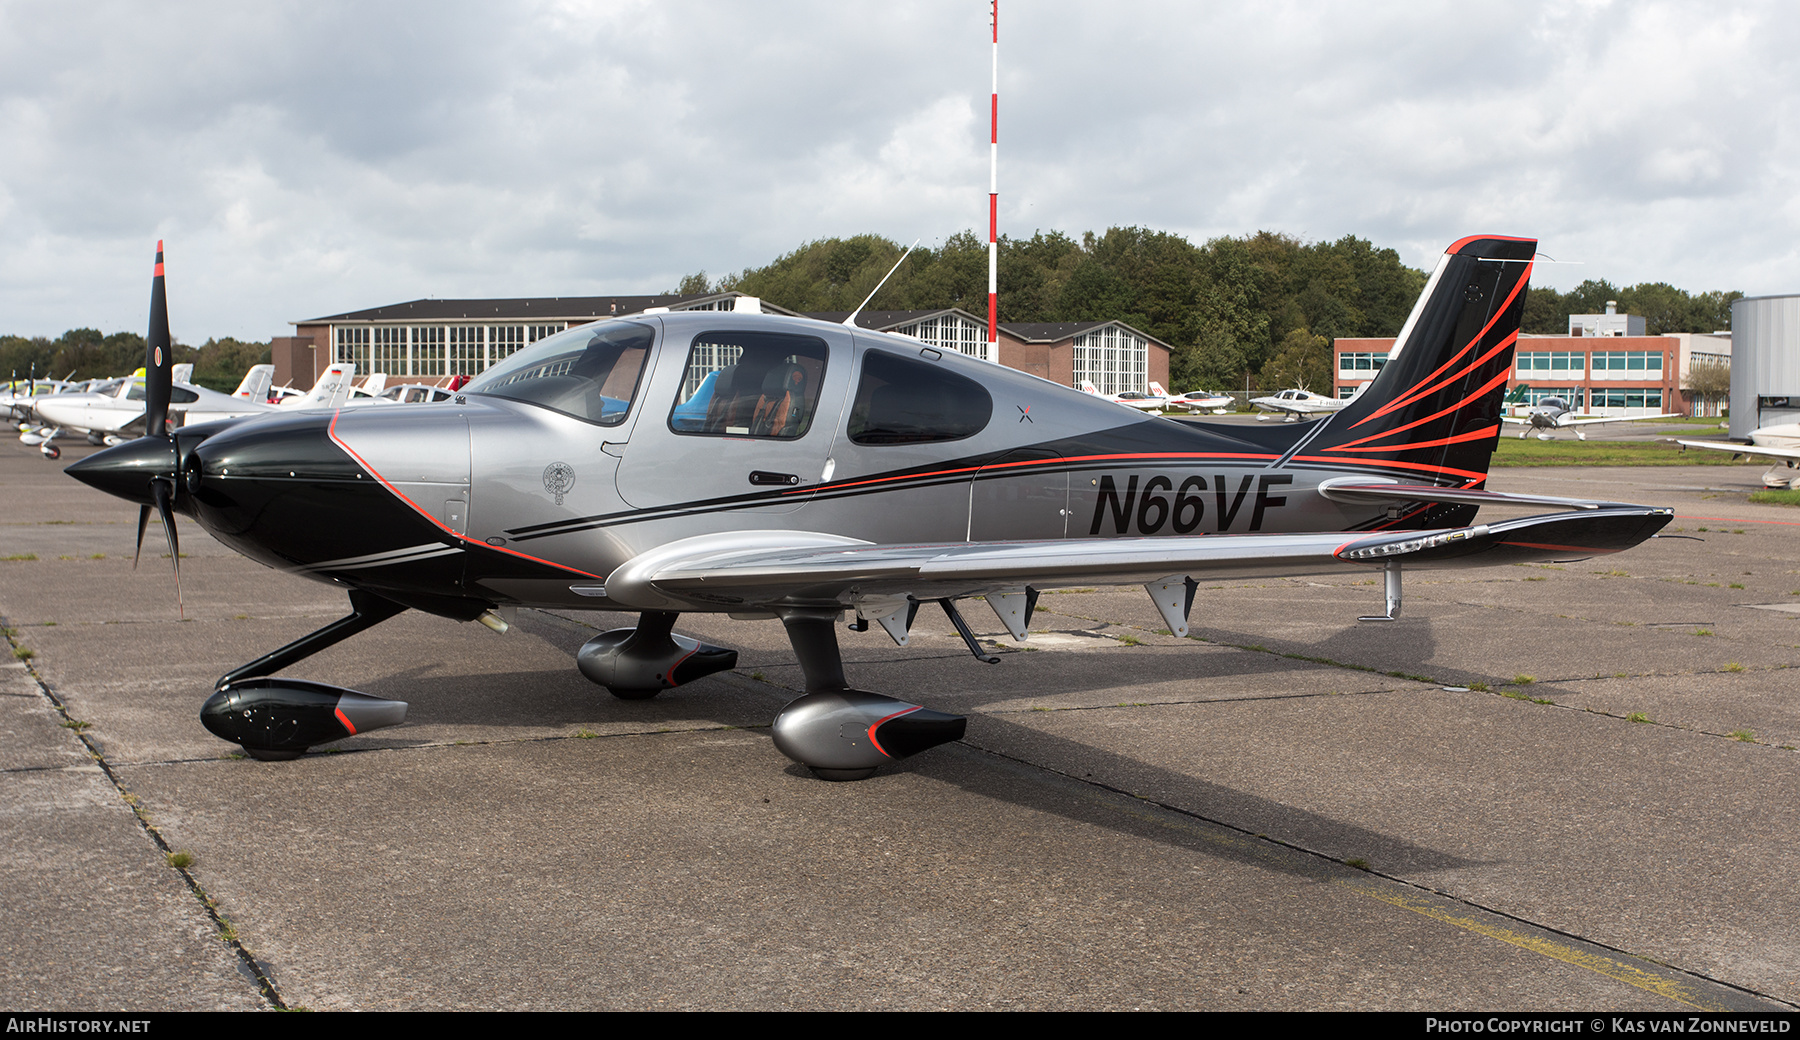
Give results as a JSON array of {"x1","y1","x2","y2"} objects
[{"x1": 1316, "y1": 478, "x2": 1639, "y2": 511}]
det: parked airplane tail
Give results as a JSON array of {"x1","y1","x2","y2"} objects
[
  {"x1": 1149, "y1": 381, "x2": 1169, "y2": 398},
  {"x1": 233, "y1": 364, "x2": 275, "y2": 402},
  {"x1": 1298, "y1": 235, "x2": 1535, "y2": 491},
  {"x1": 288, "y1": 363, "x2": 356, "y2": 410}
]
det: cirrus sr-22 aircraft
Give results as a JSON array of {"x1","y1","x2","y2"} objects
[
  {"x1": 1501, "y1": 385, "x2": 1679, "y2": 440},
  {"x1": 68, "y1": 237, "x2": 1672, "y2": 779}
]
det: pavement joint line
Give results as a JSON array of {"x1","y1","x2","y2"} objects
[
  {"x1": 979, "y1": 687, "x2": 1397, "y2": 715},
  {"x1": 958, "y1": 739, "x2": 1794, "y2": 1013},
  {"x1": 0, "y1": 611, "x2": 288, "y2": 1011}
]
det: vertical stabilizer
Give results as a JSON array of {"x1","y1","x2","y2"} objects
[{"x1": 1300, "y1": 236, "x2": 1535, "y2": 491}]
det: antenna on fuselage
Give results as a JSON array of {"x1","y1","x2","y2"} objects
[{"x1": 842, "y1": 238, "x2": 919, "y2": 329}]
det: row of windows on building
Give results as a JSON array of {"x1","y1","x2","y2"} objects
[
  {"x1": 1071, "y1": 325, "x2": 1149, "y2": 397},
  {"x1": 1514, "y1": 350, "x2": 1667, "y2": 374},
  {"x1": 332, "y1": 315, "x2": 1155, "y2": 392},
  {"x1": 1339, "y1": 350, "x2": 1675, "y2": 378},
  {"x1": 1514, "y1": 387, "x2": 1666, "y2": 409},
  {"x1": 334, "y1": 324, "x2": 568, "y2": 377},
  {"x1": 890, "y1": 314, "x2": 994, "y2": 364}
]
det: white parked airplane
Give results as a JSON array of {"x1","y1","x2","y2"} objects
[
  {"x1": 1168, "y1": 389, "x2": 1234, "y2": 414},
  {"x1": 1501, "y1": 387, "x2": 1680, "y2": 440},
  {"x1": 1078, "y1": 380, "x2": 1170, "y2": 412},
  {"x1": 1677, "y1": 423, "x2": 1800, "y2": 487},
  {"x1": 1251, "y1": 387, "x2": 1357, "y2": 420},
  {"x1": 24, "y1": 363, "x2": 356, "y2": 458}
]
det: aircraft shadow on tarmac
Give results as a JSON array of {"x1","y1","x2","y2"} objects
[{"x1": 326, "y1": 607, "x2": 1480, "y2": 880}]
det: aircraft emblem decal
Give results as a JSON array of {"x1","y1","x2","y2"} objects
[
  {"x1": 1017, "y1": 405, "x2": 1031, "y2": 422},
  {"x1": 543, "y1": 462, "x2": 575, "y2": 505}
]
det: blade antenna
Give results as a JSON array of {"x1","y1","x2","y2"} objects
[{"x1": 843, "y1": 238, "x2": 920, "y2": 328}]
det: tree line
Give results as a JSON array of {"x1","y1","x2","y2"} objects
[
  {"x1": 5, "y1": 230, "x2": 1740, "y2": 398},
  {"x1": 677, "y1": 229, "x2": 1742, "y2": 392},
  {"x1": 1, "y1": 331, "x2": 271, "y2": 393}
]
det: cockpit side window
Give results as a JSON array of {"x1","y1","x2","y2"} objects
[
  {"x1": 668, "y1": 331, "x2": 828, "y2": 439},
  {"x1": 462, "y1": 321, "x2": 652, "y2": 426},
  {"x1": 847, "y1": 350, "x2": 993, "y2": 445}
]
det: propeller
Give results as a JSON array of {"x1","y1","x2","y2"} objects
[
  {"x1": 145, "y1": 241, "x2": 173, "y2": 438},
  {"x1": 121, "y1": 240, "x2": 185, "y2": 616}
]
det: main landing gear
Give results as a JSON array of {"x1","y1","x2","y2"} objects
[
  {"x1": 207, "y1": 595, "x2": 966, "y2": 780},
  {"x1": 579, "y1": 608, "x2": 966, "y2": 781}
]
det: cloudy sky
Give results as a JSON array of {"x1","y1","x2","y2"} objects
[{"x1": 2, "y1": 0, "x2": 1795, "y2": 341}]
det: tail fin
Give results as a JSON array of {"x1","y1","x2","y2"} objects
[
  {"x1": 233, "y1": 364, "x2": 274, "y2": 401},
  {"x1": 1149, "y1": 380, "x2": 1169, "y2": 398},
  {"x1": 287, "y1": 362, "x2": 356, "y2": 409},
  {"x1": 1301, "y1": 235, "x2": 1535, "y2": 488}
]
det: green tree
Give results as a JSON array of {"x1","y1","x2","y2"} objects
[{"x1": 1259, "y1": 328, "x2": 1333, "y2": 393}]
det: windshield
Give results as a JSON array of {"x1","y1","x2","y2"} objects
[{"x1": 463, "y1": 321, "x2": 653, "y2": 426}]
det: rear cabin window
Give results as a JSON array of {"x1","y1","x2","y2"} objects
[
  {"x1": 668, "y1": 331, "x2": 829, "y2": 439},
  {"x1": 847, "y1": 350, "x2": 992, "y2": 445}
]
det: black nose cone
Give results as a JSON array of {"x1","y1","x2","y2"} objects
[{"x1": 65, "y1": 436, "x2": 177, "y2": 506}]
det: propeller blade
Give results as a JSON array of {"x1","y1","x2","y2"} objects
[
  {"x1": 151, "y1": 478, "x2": 183, "y2": 618},
  {"x1": 134, "y1": 504, "x2": 150, "y2": 569},
  {"x1": 144, "y1": 241, "x2": 173, "y2": 439}
]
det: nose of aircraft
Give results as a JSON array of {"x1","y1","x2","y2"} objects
[{"x1": 64, "y1": 435, "x2": 178, "y2": 506}]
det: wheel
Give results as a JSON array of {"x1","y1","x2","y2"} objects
[
  {"x1": 606, "y1": 686, "x2": 662, "y2": 701},
  {"x1": 41, "y1": 445, "x2": 60, "y2": 460}
]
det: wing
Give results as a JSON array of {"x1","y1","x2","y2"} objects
[
  {"x1": 1677, "y1": 438, "x2": 1800, "y2": 463},
  {"x1": 598, "y1": 506, "x2": 1672, "y2": 616},
  {"x1": 1556, "y1": 413, "x2": 1681, "y2": 428}
]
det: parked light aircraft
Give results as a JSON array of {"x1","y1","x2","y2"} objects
[
  {"x1": 1501, "y1": 386, "x2": 1680, "y2": 440},
  {"x1": 1677, "y1": 423, "x2": 1800, "y2": 487},
  {"x1": 380, "y1": 383, "x2": 458, "y2": 404},
  {"x1": 1079, "y1": 380, "x2": 1170, "y2": 412},
  {"x1": 1251, "y1": 386, "x2": 1356, "y2": 420},
  {"x1": 2, "y1": 376, "x2": 82, "y2": 422},
  {"x1": 1169, "y1": 389, "x2": 1235, "y2": 414},
  {"x1": 68, "y1": 237, "x2": 1672, "y2": 778},
  {"x1": 26, "y1": 361, "x2": 356, "y2": 458}
]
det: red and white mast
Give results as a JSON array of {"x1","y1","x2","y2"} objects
[{"x1": 987, "y1": 0, "x2": 999, "y2": 351}]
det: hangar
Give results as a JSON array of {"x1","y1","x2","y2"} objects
[
  {"x1": 1728, "y1": 294, "x2": 1800, "y2": 437},
  {"x1": 280, "y1": 297, "x2": 1171, "y2": 396}
]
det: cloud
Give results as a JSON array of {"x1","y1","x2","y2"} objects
[{"x1": 0, "y1": 0, "x2": 1795, "y2": 338}]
